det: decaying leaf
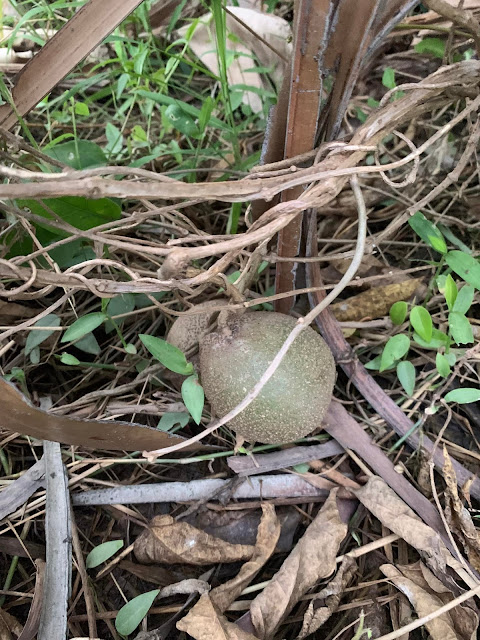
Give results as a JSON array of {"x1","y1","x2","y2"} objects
[
  {"x1": 134, "y1": 514, "x2": 254, "y2": 566},
  {"x1": 298, "y1": 556, "x2": 357, "y2": 639},
  {"x1": 443, "y1": 446, "x2": 480, "y2": 571},
  {"x1": 0, "y1": 379, "x2": 205, "y2": 452},
  {"x1": 177, "y1": 7, "x2": 291, "y2": 112},
  {"x1": 354, "y1": 477, "x2": 454, "y2": 577},
  {"x1": 0, "y1": 302, "x2": 37, "y2": 321},
  {"x1": 381, "y1": 562, "x2": 478, "y2": 640},
  {"x1": 177, "y1": 504, "x2": 279, "y2": 639},
  {"x1": 0, "y1": 609, "x2": 22, "y2": 640},
  {"x1": 331, "y1": 279, "x2": 423, "y2": 322},
  {"x1": 247, "y1": 490, "x2": 347, "y2": 639},
  {"x1": 177, "y1": 596, "x2": 258, "y2": 640}
]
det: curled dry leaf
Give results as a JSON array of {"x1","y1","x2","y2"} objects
[
  {"x1": 245, "y1": 490, "x2": 347, "y2": 639},
  {"x1": 298, "y1": 556, "x2": 357, "y2": 639},
  {"x1": 353, "y1": 476, "x2": 456, "y2": 577},
  {"x1": 331, "y1": 278, "x2": 423, "y2": 322},
  {"x1": 177, "y1": 504, "x2": 279, "y2": 639},
  {"x1": 0, "y1": 609, "x2": 22, "y2": 640},
  {"x1": 442, "y1": 446, "x2": 480, "y2": 572},
  {"x1": 159, "y1": 578, "x2": 210, "y2": 599},
  {"x1": 134, "y1": 514, "x2": 255, "y2": 566},
  {"x1": 381, "y1": 562, "x2": 478, "y2": 640}
]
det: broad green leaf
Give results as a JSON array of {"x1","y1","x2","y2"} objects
[
  {"x1": 158, "y1": 412, "x2": 190, "y2": 431},
  {"x1": 60, "y1": 353, "x2": 80, "y2": 365},
  {"x1": 62, "y1": 313, "x2": 106, "y2": 343},
  {"x1": 86, "y1": 540, "x2": 124, "y2": 569},
  {"x1": 139, "y1": 335, "x2": 193, "y2": 375},
  {"x1": 397, "y1": 360, "x2": 415, "y2": 396},
  {"x1": 105, "y1": 122, "x2": 124, "y2": 155},
  {"x1": 382, "y1": 67, "x2": 396, "y2": 89},
  {"x1": 443, "y1": 274, "x2": 458, "y2": 310},
  {"x1": 452, "y1": 285, "x2": 475, "y2": 314},
  {"x1": 75, "y1": 332, "x2": 101, "y2": 355},
  {"x1": 380, "y1": 334, "x2": 410, "y2": 372},
  {"x1": 414, "y1": 37, "x2": 446, "y2": 59},
  {"x1": 25, "y1": 314, "x2": 60, "y2": 355},
  {"x1": 181, "y1": 375, "x2": 205, "y2": 425},
  {"x1": 44, "y1": 140, "x2": 107, "y2": 169},
  {"x1": 448, "y1": 312, "x2": 474, "y2": 344},
  {"x1": 29, "y1": 346, "x2": 40, "y2": 364},
  {"x1": 107, "y1": 294, "x2": 135, "y2": 318},
  {"x1": 444, "y1": 388, "x2": 480, "y2": 404},
  {"x1": 408, "y1": 212, "x2": 447, "y2": 254},
  {"x1": 17, "y1": 196, "x2": 121, "y2": 232},
  {"x1": 115, "y1": 590, "x2": 160, "y2": 636},
  {"x1": 410, "y1": 306, "x2": 433, "y2": 343},
  {"x1": 164, "y1": 104, "x2": 200, "y2": 137},
  {"x1": 436, "y1": 353, "x2": 451, "y2": 378},
  {"x1": 413, "y1": 328, "x2": 449, "y2": 349},
  {"x1": 445, "y1": 352, "x2": 457, "y2": 366},
  {"x1": 389, "y1": 301, "x2": 408, "y2": 325},
  {"x1": 446, "y1": 251, "x2": 480, "y2": 289}
]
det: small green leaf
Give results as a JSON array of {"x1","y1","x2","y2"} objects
[
  {"x1": 164, "y1": 104, "x2": 199, "y2": 137},
  {"x1": 61, "y1": 313, "x2": 106, "y2": 343},
  {"x1": 446, "y1": 251, "x2": 480, "y2": 289},
  {"x1": 181, "y1": 375, "x2": 205, "y2": 425},
  {"x1": 60, "y1": 353, "x2": 80, "y2": 365},
  {"x1": 382, "y1": 67, "x2": 396, "y2": 89},
  {"x1": 29, "y1": 346, "x2": 40, "y2": 364},
  {"x1": 380, "y1": 334, "x2": 410, "y2": 372},
  {"x1": 75, "y1": 332, "x2": 101, "y2": 355},
  {"x1": 74, "y1": 101, "x2": 90, "y2": 116},
  {"x1": 448, "y1": 312, "x2": 474, "y2": 345},
  {"x1": 443, "y1": 274, "x2": 458, "y2": 310},
  {"x1": 410, "y1": 306, "x2": 433, "y2": 343},
  {"x1": 292, "y1": 463, "x2": 310, "y2": 474},
  {"x1": 414, "y1": 37, "x2": 446, "y2": 59},
  {"x1": 25, "y1": 314, "x2": 60, "y2": 355},
  {"x1": 125, "y1": 343, "x2": 137, "y2": 355},
  {"x1": 115, "y1": 590, "x2": 160, "y2": 636},
  {"x1": 396, "y1": 360, "x2": 415, "y2": 396},
  {"x1": 408, "y1": 212, "x2": 447, "y2": 254},
  {"x1": 365, "y1": 354, "x2": 382, "y2": 371},
  {"x1": 158, "y1": 412, "x2": 190, "y2": 431},
  {"x1": 452, "y1": 285, "x2": 475, "y2": 314},
  {"x1": 139, "y1": 334, "x2": 194, "y2": 375},
  {"x1": 389, "y1": 301, "x2": 408, "y2": 325},
  {"x1": 86, "y1": 540, "x2": 124, "y2": 569},
  {"x1": 445, "y1": 352, "x2": 457, "y2": 366},
  {"x1": 436, "y1": 353, "x2": 451, "y2": 378},
  {"x1": 444, "y1": 388, "x2": 480, "y2": 404},
  {"x1": 412, "y1": 328, "x2": 449, "y2": 349},
  {"x1": 105, "y1": 122, "x2": 124, "y2": 155}
]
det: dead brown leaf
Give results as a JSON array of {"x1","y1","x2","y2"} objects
[
  {"x1": 247, "y1": 490, "x2": 347, "y2": 639},
  {"x1": 354, "y1": 477, "x2": 454, "y2": 576},
  {"x1": 331, "y1": 279, "x2": 423, "y2": 322},
  {"x1": 297, "y1": 556, "x2": 357, "y2": 639},
  {"x1": 177, "y1": 596, "x2": 258, "y2": 640},
  {"x1": 134, "y1": 514, "x2": 255, "y2": 566},
  {"x1": 0, "y1": 301, "x2": 37, "y2": 321},
  {"x1": 0, "y1": 609, "x2": 22, "y2": 640},
  {"x1": 177, "y1": 504, "x2": 279, "y2": 639},
  {"x1": 443, "y1": 446, "x2": 480, "y2": 571},
  {"x1": 381, "y1": 562, "x2": 478, "y2": 640},
  {"x1": 0, "y1": 379, "x2": 205, "y2": 451}
]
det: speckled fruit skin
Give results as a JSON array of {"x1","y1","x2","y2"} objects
[{"x1": 199, "y1": 311, "x2": 336, "y2": 444}]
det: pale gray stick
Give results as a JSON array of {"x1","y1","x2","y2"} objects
[
  {"x1": 0, "y1": 457, "x2": 45, "y2": 521},
  {"x1": 38, "y1": 442, "x2": 71, "y2": 640},
  {"x1": 72, "y1": 474, "x2": 336, "y2": 506}
]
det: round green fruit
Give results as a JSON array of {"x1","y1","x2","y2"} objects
[{"x1": 199, "y1": 311, "x2": 336, "y2": 444}]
